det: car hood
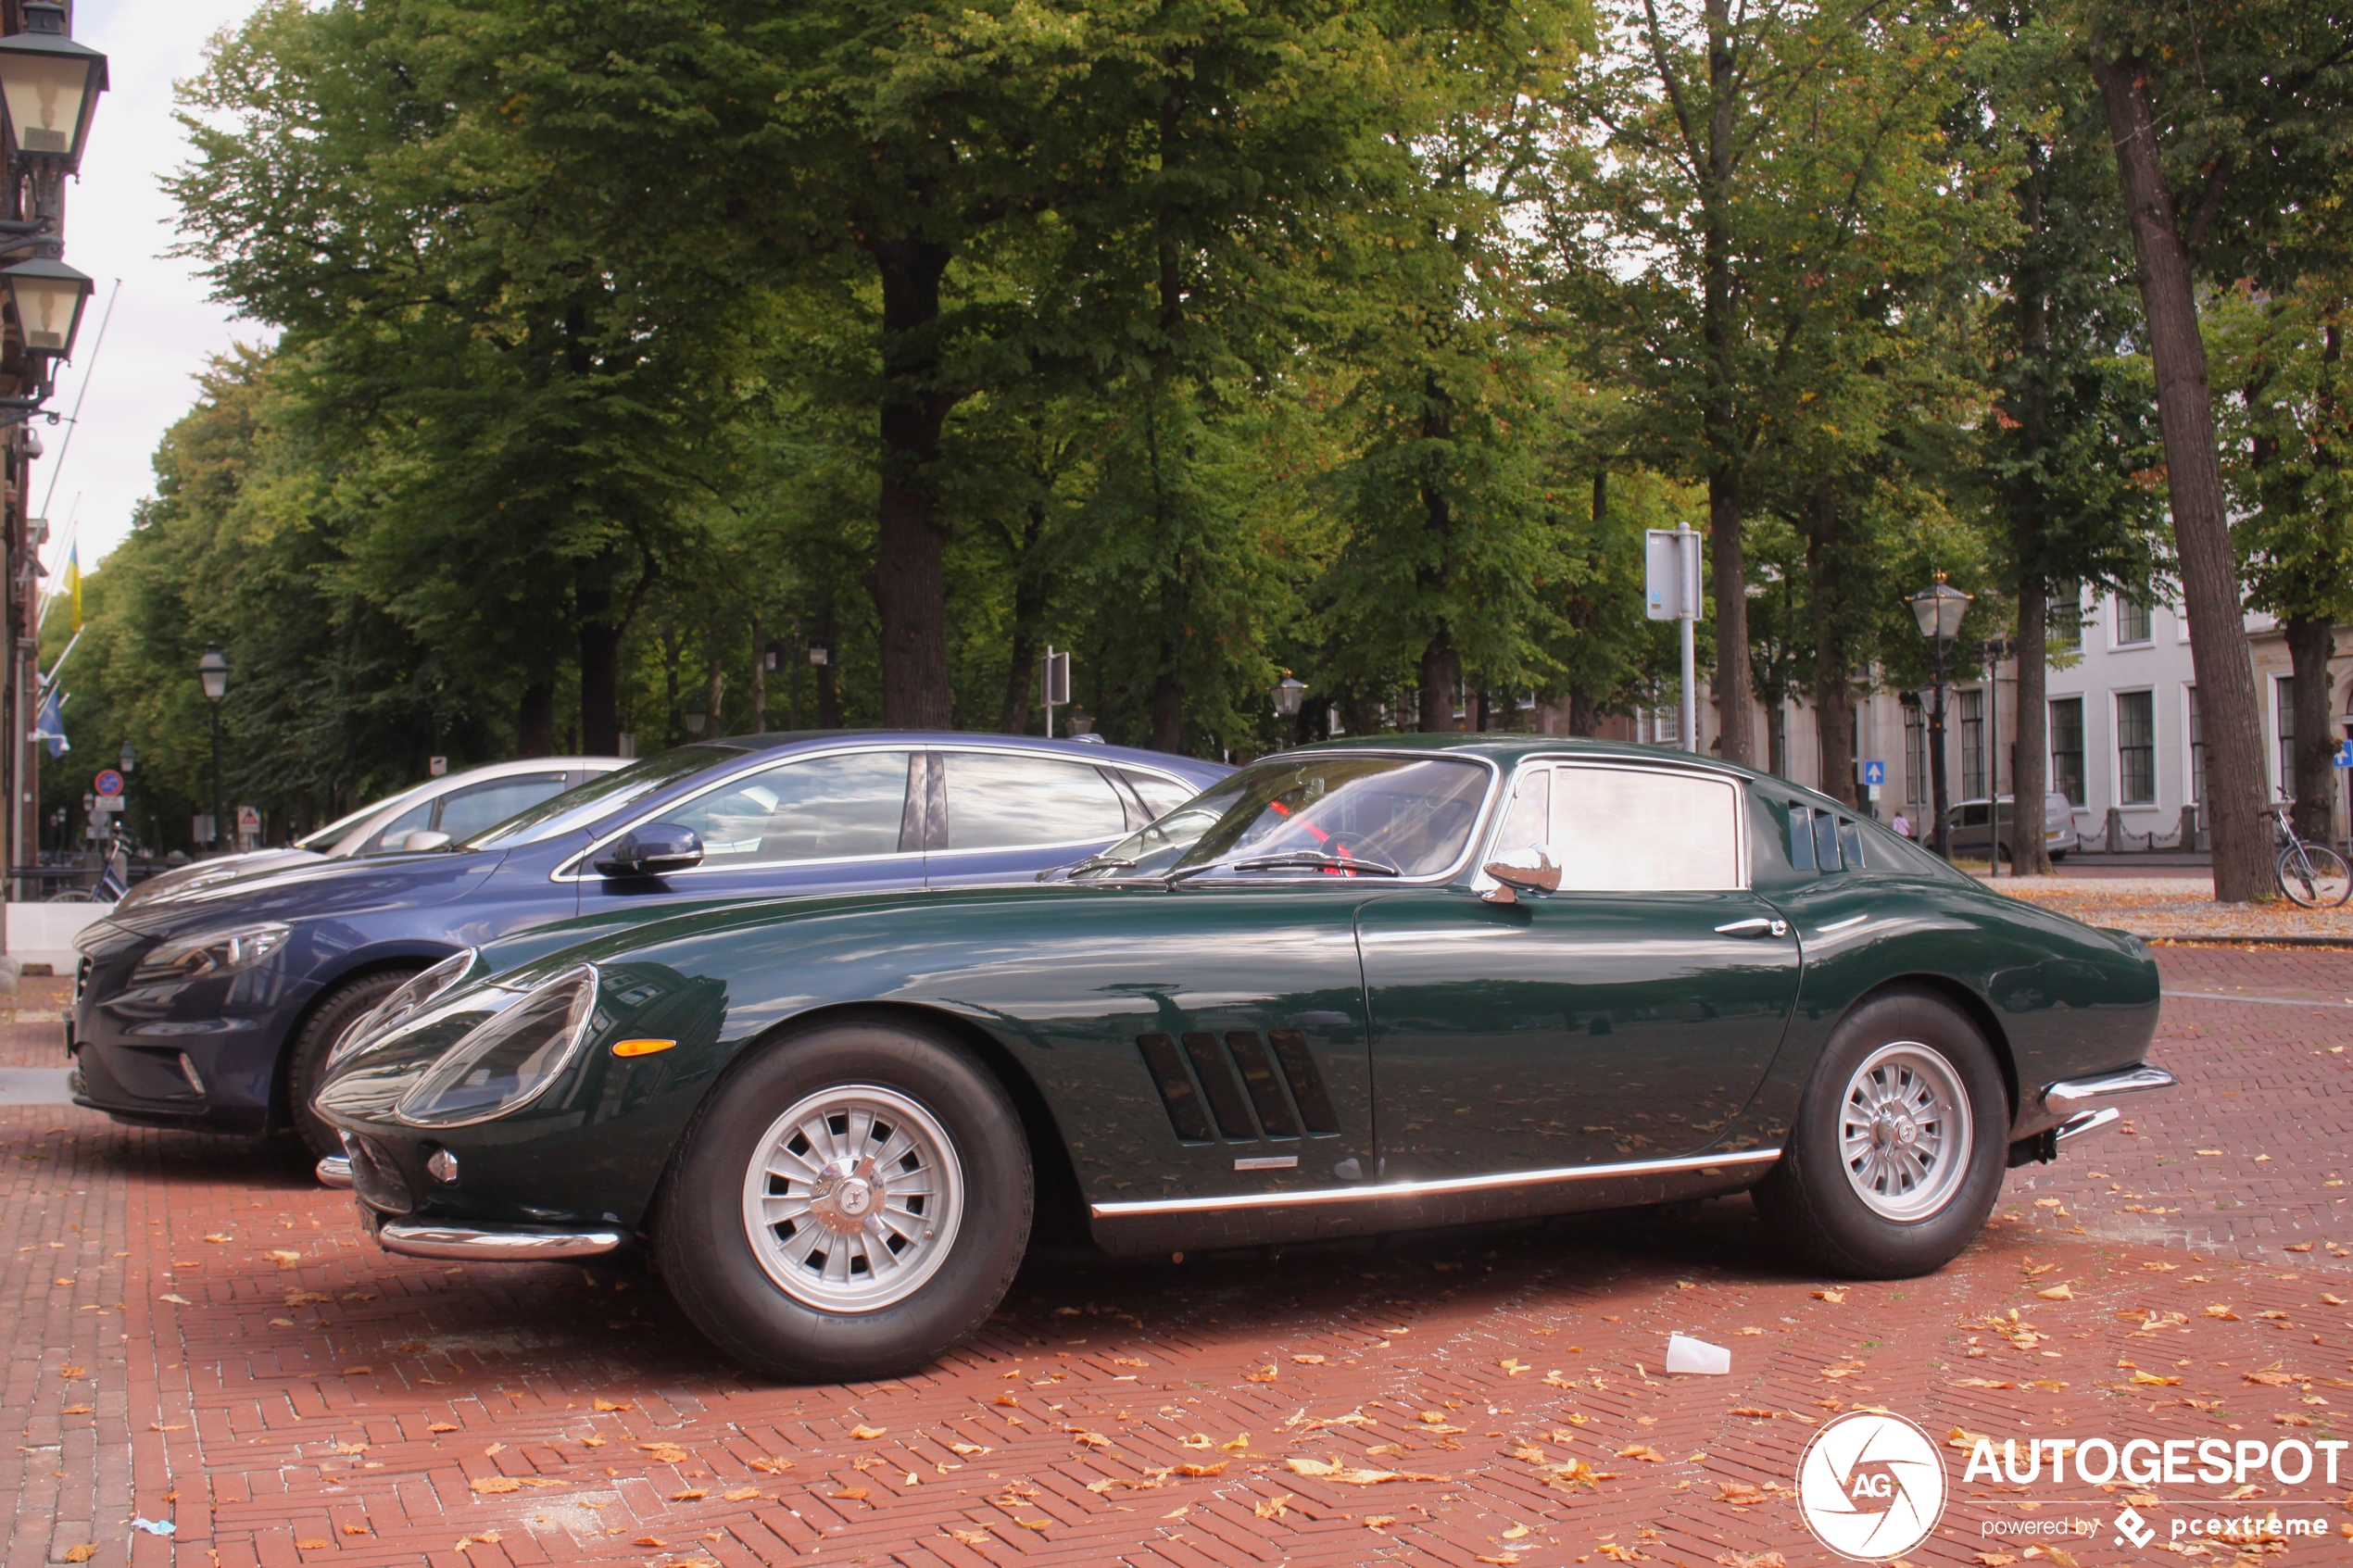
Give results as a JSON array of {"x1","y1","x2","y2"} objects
[
  {"x1": 90, "y1": 847, "x2": 508, "y2": 945},
  {"x1": 119, "y1": 847, "x2": 328, "y2": 908}
]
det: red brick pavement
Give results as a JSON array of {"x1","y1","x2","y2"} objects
[{"x1": 6, "y1": 962, "x2": 2352, "y2": 1568}]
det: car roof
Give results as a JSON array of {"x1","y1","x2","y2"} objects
[{"x1": 689, "y1": 731, "x2": 1230, "y2": 782}]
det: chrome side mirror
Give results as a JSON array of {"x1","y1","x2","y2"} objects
[
  {"x1": 1480, "y1": 849, "x2": 1561, "y2": 905},
  {"x1": 399, "y1": 830, "x2": 453, "y2": 852}
]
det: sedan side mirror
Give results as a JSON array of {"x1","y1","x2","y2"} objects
[
  {"x1": 594, "y1": 823, "x2": 704, "y2": 878},
  {"x1": 1480, "y1": 849, "x2": 1561, "y2": 905},
  {"x1": 399, "y1": 830, "x2": 453, "y2": 853}
]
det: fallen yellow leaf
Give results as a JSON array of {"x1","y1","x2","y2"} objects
[
  {"x1": 1812, "y1": 1289, "x2": 1845, "y2": 1303},
  {"x1": 723, "y1": 1487, "x2": 761, "y2": 1501},
  {"x1": 2036, "y1": 1285, "x2": 2074, "y2": 1301},
  {"x1": 849, "y1": 1424, "x2": 887, "y2": 1440},
  {"x1": 1253, "y1": 1493, "x2": 1292, "y2": 1519},
  {"x1": 593, "y1": 1398, "x2": 630, "y2": 1411},
  {"x1": 471, "y1": 1476, "x2": 522, "y2": 1494},
  {"x1": 1245, "y1": 1363, "x2": 1278, "y2": 1383}
]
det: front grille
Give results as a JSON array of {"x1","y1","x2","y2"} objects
[
  {"x1": 1137, "y1": 1028, "x2": 1340, "y2": 1145},
  {"x1": 345, "y1": 1134, "x2": 416, "y2": 1214}
]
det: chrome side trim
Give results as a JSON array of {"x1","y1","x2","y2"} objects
[
  {"x1": 375, "y1": 1221, "x2": 624, "y2": 1261},
  {"x1": 1088, "y1": 1147, "x2": 1780, "y2": 1219},
  {"x1": 2053, "y1": 1107, "x2": 2120, "y2": 1144},
  {"x1": 2042, "y1": 1065, "x2": 2176, "y2": 1114},
  {"x1": 1818, "y1": 914, "x2": 1868, "y2": 934},
  {"x1": 315, "y1": 1155, "x2": 353, "y2": 1190}
]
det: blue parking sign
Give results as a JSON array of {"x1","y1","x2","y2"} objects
[{"x1": 1861, "y1": 759, "x2": 1887, "y2": 787}]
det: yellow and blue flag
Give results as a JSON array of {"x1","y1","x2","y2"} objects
[{"x1": 65, "y1": 543, "x2": 81, "y2": 630}]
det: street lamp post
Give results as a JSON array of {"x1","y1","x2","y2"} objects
[
  {"x1": 197, "y1": 645, "x2": 227, "y2": 850},
  {"x1": 1272, "y1": 674, "x2": 1307, "y2": 747},
  {"x1": 1909, "y1": 575, "x2": 1971, "y2": 860},
  {"x1": 682, "y1": 693, "x2": 708, "y2": 736}
]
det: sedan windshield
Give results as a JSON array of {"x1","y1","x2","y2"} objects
[
  {"x1": 1073, "y1": 754, "x2": 1491, "y2": 881},
  {"x1": 464, "y1": 745, "x2": 738, "y2": 849}
]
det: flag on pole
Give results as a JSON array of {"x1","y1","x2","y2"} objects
[
  {"x1": 65, "y1": 543, "x2": 81, "y2": 630},
  {"x1": 34, "y1": 688, "x2": 69, "y2": 758}
]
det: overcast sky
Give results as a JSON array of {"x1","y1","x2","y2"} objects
[{"x1": 39, "y1": 0, "x2": 264, "y2": 579}]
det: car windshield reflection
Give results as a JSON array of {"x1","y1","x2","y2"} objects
[
  {"x1": 464, "y1": 745, "x2": 737, "y2": 849},
  {"x1": 1073, "y1": 755, "x2": 1490, "y2": 881}
]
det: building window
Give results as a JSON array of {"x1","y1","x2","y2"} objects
[
  {"x1": 2050, "y1": 697, "x2": 2086, "y2": 807},
  {"x1": 2116, "y1": 690, "x2": 2156, "y2": 805},
  {"x1": 1959, "y1": 689, "x2": 1985, "y2": 799},
  {"x1": 2048, "y1": 583, "x2": 2083, "y2": 653},
  {"x1": 2185, "y1": 685, "x2": 2206, "y2": 804},
  {"x1": 2114, "y1": 598, "x2": 2152, "y2": 646},
  {"x1": 2277, "y1": 675, "x2": 2296, "y2": 799}
]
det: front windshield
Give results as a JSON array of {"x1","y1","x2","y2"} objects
[
  {"x1": 465, "y1": 745, "x2": 737, "y2": 849},
  {"x1": 1074, "y1": 754, "x2": 1491, "y2": 880},
  {"x1": 300, "y1": 791, "x2": 419, "y2": 853}
]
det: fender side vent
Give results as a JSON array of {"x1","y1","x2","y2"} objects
[
  {"x1": 1265, "y1": 1029, "x2": 1340, "y2": 1135},
  {"x1": 1223, "y1": 1032, "x2": 1299, "y2": 1139},
  {"x1": 1135, "y1": 1033, "x2": 1213, "y2": 1143},
  {"x1": 1178, "y1": 1031, "x2": 1258, "y2": 1140}
]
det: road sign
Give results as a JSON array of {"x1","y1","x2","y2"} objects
[
  {"x1": 94, "y1": 768, "x2": 123, "y2": 797},
  {"x1": 1644, "y1": 529, "x2": 1702, "y2": 621},
  {"x1": 92, "y1": 796, "x2": 122, "y2": 813},
  {"x1": 236, "y1": 806, "x2": 261, "y2": 835},
  {"x1": 2336, "y1": 740, "x2": 2353, "y2": 769},
  {"x1": 429, "y1": 756, "x2": 448, "y2": 777},
  {"x1": 1861, "y1": 759, "x2": 1887, "y2": 787}
]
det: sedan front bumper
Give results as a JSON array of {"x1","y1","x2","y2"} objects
[{"x1": 358, "y1": 1206, "x2": 624, "y2": 1261}]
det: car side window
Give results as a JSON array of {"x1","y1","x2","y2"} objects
[
  {"x1": 364, "y1": 800, "x2": 434, "y2": 854},
  {"x1": 432, "y1": 774, "x2": 572, "y2": 843},
  {"x1": 1492, "y1": 766, "x2": 1552, "y2": 858},
  {"x1": 942, "y1": 751, "x2": 1130, "y2": 851},
  {"x1": 1550, "y1": 766, "x2": 1742, "y2": 891},
  {"x1": 665, "y1": 750, "x2": 918, "y2": 869},
  {"x1": 1119, "y1": 770, "x2": 1197, "y2": 822}
]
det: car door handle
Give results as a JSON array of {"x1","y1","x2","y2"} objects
[{"x1": 1715, "y1": 917, "x2": 1788, "y2": 938}]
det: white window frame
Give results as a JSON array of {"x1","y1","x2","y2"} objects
[
  {"x1": 2111, "y1": 686, "x2": 2158, "y2": 809},
  {"x1": 2111, "y1": 596, "x2": 2154, "y2": 648},
  {"x1": 2181, "y1": 684, "x2": 2201, "y2": 806},
  {"x1": 2272, "y1": 672, "x2": 2296, "y2": 801}
]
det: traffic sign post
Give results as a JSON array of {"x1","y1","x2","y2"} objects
[
  {"x1": 2335, "y1": 740, "x2": 2353, "y2": 769},
  {"x1": 1644, "y1": 524, "x2": 1703, "y2": 753},
  {"x1": 1861, "y1": 759, "x2": 1885, "y2": 802},
  {"x1": 1039, "y1": 646, "x2": 1072, "y2": 738},
  {"x1": 93, "y1": 768, "x2": 123, "y2": 798}
]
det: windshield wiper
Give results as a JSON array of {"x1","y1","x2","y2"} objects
[
  {"x1": 1059, "y1": 854, "x2": 1138, "y2": 877},
  {"x1": 1170, "y1": 851, "x2": 1403, "y2": 882}
]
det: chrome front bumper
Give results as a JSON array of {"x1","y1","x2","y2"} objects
[
  {"x1": 315, "y1": 1154, "x2": 353, "y2": 1189},
  {"x1": 2037, "y1": 1064, "x2": 2177, "y2": 1144},
  {"x1": 372, "y1": 1218, "x2": 625, "y2": 1262}
]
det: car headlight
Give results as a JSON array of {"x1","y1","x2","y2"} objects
[
  {"x1": 331, "y1": 948, "x2": 479, "y2": 1069},
  {"x1": 130, "y1": 922, "x2": 291, "y2": 986},
  {"x1": 394, "y1": 965, "x2": 600, "y2": 1127}
]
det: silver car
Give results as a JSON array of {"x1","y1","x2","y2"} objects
[
  {"x1": 1941, "y1": 792, "x2": 2079, "y2": 862},
  {"x1": 118, "y1": 757, "x2": 623, "y2": 907}
]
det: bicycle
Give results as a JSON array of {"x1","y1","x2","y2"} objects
[{"x1": 2268, "y1": 803, "x2": 2352, "y2": 909}]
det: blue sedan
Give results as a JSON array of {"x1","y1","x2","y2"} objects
[{"x1": 67, "y1": 733, "x2": 1227, "y2": 1157}]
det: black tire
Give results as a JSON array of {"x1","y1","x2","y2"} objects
[
  {"x1": 655, "y1": 1018, "x2": 1031, "y2": 1382},
  {"x1": 1753, "y1": 989, "x2": 2007, "y2": 1279},
  {"x1": 283, "y1": 968, "x2": 418, "y2": 1160}
]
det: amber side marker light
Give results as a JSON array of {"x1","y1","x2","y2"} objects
[{"x1": 611, "y1": 1038, "x2": 677, "y2": 1058}]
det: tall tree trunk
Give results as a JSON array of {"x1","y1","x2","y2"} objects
[
  {"x1": 2011, "y1": 581, "x2": 2054, "y2": 874},
  {"x1": 1806, "y1": 489, "x2": 1856, "y2": 806},
  {"x1": 867, "y1": 236, "x2": 956, "y2": 730},
  {"x1": 2286, "y1": 615, "x2": 2337, "y2": 844},
  {"x1": 704, "y1": 657, "x2": 727, "y2": 739},
  {"x1": 1765, "y1": 696, "x2": 1788, "y2": 781},
  {"x1": 517, "y1": 681, "x2": 554, "y2": 758},
  {"x1": 998, "y1": 503, "x2": 1048, "y2": 735},
  {"x1": 1418, "y1": 631, "x2": 1462, "y2": 733},
  {"x1": 1700, "y1": 0, "x2": 1755, "y2": 766},
  {"x1": 579, "y1": 610, "x2": 622, "y2": 756},
  {"x1": 1150, "y1": 664, "x2": 1185, "y2": 753},
  {"x1": 2091, "y1": 42, "x2": 2271, "y2": 900},
  {"x1": 1567, "y1": 687, "x2": 1600, "y2": 737},
  {"x1": 750, "y1": 614, "x2": 767, "y2": 734}
]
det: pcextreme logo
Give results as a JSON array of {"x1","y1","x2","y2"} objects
[{"x1": 1796, "y1": 1411, "x2": 1949, "y2": 1562}]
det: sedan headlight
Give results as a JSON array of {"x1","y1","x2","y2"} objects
[
  {"x1": 395, "y1": 965, "x2": 599, "y2": 1127},
  {"x1": 130, "y1": 922, "x2": 291, "y2": 986},
  {"x1": 330, "y1": 948, "x2": 479, "y2": 1070}
]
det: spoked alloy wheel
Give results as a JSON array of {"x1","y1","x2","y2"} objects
[
  {"x1": 2277, "y1": 844, "x2": 2353, "y2": 909},
  {"x1": 741, "y1": 1085, "x2": 964, "y2": 1312},
  {"x1": 1836, "y1": 1043, "x2": 1972, "y2": 1222}
]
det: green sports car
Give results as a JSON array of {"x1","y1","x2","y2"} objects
[{"x1": 313, "y1": 737, "x2": 2171, "y2": 1380}]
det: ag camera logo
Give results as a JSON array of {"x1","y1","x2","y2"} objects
[{"x1": 1797, "y1": 1411, "x2": 1949, "y2": 1561}]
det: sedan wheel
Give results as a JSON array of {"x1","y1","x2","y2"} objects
[
  {"x1": 659, "y1": 1018, "x2": 1030, "y2": 1382},
  {"x1": 1755, "y1": 989, "x2": 2006, "y2": 1278}
]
